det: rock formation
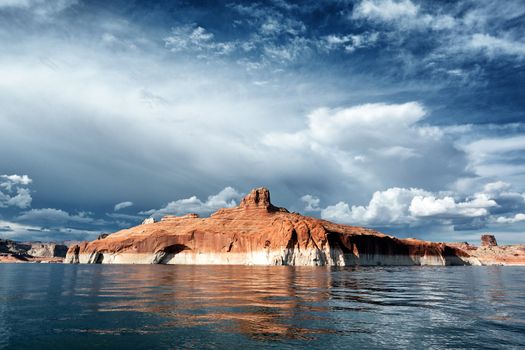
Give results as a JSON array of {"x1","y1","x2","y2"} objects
[
  {"x1": 449, "y1": 235, "x2": 525, "y2": 265},
  {"x1": 27, "y1": 243, "x2": 68, "y2": 258},
  {"x1": 481, "y1": 234, "x2": 498, "y2": 247},
  {"x1": 0, "y1": 239, "x2": 30, "y2": 255},
  {"x1": 66, "y1": 187, "x2": 508, "y2": 266}
]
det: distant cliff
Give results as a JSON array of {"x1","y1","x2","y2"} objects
[
  {"x1": 448, "y1": 235, "x2": 525, "y2": 266},
  {"x1": 0, "y1": 239, "x2": 67, "y2": 263},
  {"x1": 65, "y1": 187, "x2": 525, "y2": 266}
]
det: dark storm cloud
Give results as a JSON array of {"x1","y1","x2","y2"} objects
[{"x1": 1, "y1": 0, "x2": 525, "y2": 243}]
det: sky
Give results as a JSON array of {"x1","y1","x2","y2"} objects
[{"x1": 1, "y1": 0, "x2": 525, "y2": 244}]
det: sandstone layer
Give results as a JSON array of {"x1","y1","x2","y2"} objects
[{"x1": 64, "y1": 187, "x2": 525, "y2": 266}]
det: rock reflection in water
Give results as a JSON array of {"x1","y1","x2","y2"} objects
[
  {"x1": 84, "y1": 265, "x2": 335, "y2": 340},
  {"x1": 1, "y1": 264, "x2": 525, "y2": 349}
]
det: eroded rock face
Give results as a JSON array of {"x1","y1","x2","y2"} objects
[
  {"x1": 66, "y1": 187, "x2": 491, "y2": 266},
  {"x1": 27, "y1": 243, "x2": 68, "y2": 258},
  {"x1": 239, "y1": 187, "x2": 287, "y2": 212},
  {"x1": 481, "y1": 234, "x2": 498, "y2": 247}
]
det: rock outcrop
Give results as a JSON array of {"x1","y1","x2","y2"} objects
[
  {"x1": 0, "y1": 239, "x2": 30, "y2": 255},
  {"x1": 481, "y1": 234, "x2": 498, "y2": 247},
  {"x1": 66, "y1": 187, "x2": 498, "y2": 266},
  {"x1": 452, "y1": 239, "x2": 525, "y2": 265}
]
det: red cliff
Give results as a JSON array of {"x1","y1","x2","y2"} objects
[{"x1": 65, "y1": 188, "x2": 524, "y2": 266}]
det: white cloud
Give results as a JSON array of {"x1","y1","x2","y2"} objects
[
  {"x1": 348, "y1": 0, "x2": 525, "y2": 84},
  {"x1": 203, "y1": 187, "x2": 242, "y2": 209},
  {"x1": 461, "y1": 135, "x2": 525, "y2": 180},
  {"x1": 320, "y1": 202, "x2": 352, "y2": 223},
  {"x1": 322, "y1": 187, "x2": 428, "y2": 225},
  {"x1": 408, "y1": 195, "x2": 456, "y2": 217},
  {"x1": 465, "y1": 135, "x2": 525, "y2": 155},
  {"x1": 261, "y1": 102, "x2": 465, "y2": 194},
  {"x1": 186, "y1": 3, "x2": 311, "y2": 66},
  {"x1": 305, "y1": 102, "x2": 426, "y2": 144},
  {"x1": 319, "y1": 181, "x2": 522, "y2": 230},
  {"x1": 5, "y1": 188, "x2": 32, "y2": 209},
  {"x1": 0, "y1": 174, "x2": 33, "y2": 208},
  {"x1": 301, "y1": 194, "x2": 320, "y2": 211},
  {"x1": 321, "y1": 32, "x2": 379, "y2": 53},
  {"x1": 469, "y1": 34, "x2": 525, "y2": 58},
  {"x1": 114, "y1": 201, "x2": 133, "y2": 211},
  {"x1": 324, "y1": 34, "x2": 352, "y2": 47},
  {"x1": 353, "y1": 0, "x2": 456, "y2": 31},
  {"x1": 483, "y1": 181, "x2": 512, "y2": 195},
  {"x1": 353, "y1": 0, "x2": 418, "y2": 22},
  {"x1": 0, "y1": 174, "x2": 32, "y2": 191},
  {"x1": 164, "y1": 25, "x2": 213, "y2": 50},
  {"x1": 260, "y1": 16, "x2": 305, "y2": 36},
  {"x1": 164, "y1": 24, "x2": 236, "y2": 57},
  {"x1": 495, "y1": 213, "x2": 525, "y2": 224},
  {"x1": 230, "y1": 2, "x2": 306, "y2": 38},
  {"x1": 0, "y1": 174, "x2": 32, "y2": 186},
  {"x1": 409, "y1": 194, "x2": 496, "y2": 218},
  {"x1": 262, "y1": 36, "x2": 311, "y2": 63},
  {"x1": 141, "y1": 187, "x2": 242, "y2": 219}
]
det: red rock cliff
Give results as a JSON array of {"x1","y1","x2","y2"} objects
[{"x1": 65, "y1": 187, "x2": 512, "y2": 266}]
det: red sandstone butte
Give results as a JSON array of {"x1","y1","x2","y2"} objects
[
  {"x1": 65, "y1": 187, "x2": 525, "y2": 266},
  {"x1": 481, "y1": 234, "x2": 498, "y2": 247}
]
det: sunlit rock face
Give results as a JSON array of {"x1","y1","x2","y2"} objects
[{"x1": 65, "y1": 188, "x2": 517, "y2": 266}]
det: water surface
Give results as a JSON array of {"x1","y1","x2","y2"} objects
[{"x1": 0, "y1": 264, "x2": 524, "y2": 349}]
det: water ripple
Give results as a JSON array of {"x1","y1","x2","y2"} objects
[{"x1": 0, "y1": 265, "x2": 524, "y2": 349}]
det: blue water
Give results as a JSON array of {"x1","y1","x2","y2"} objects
[{"x1": 0, "y1": 265, "x2": 524, "y2": 349}]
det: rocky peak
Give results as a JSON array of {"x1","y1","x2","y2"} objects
[
  {"x1": 481, "y1": 234, "x2": 498, "y2": 247},
  {"x1": 240, "y1": 187, "x2": 272, "y2": 209},
  {"x1": 239, "y1": 187, "x2": 288, "y2": 212}
]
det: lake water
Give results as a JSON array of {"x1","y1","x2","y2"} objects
[{"x1": 0, "y1": 264, "x2": 524, "y2": 349}]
